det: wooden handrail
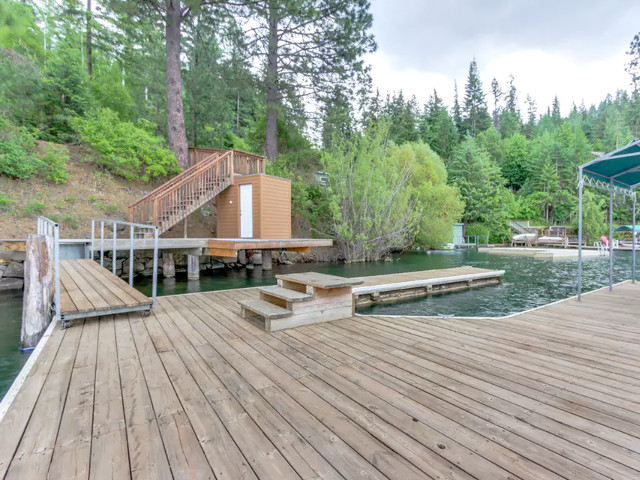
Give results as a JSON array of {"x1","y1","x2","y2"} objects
[
  {"x1": 129, "y1": 151, "x2": 222, "y2": 209},
  {"x1": 129, "y1": 148, "x2": 266, "y2": 233}
]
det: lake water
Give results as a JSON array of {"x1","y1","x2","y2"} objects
[{"x1": 1, "y1": 249, "x2": 637, "y2": 399}]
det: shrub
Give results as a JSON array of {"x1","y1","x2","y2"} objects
[
  {"x1": 0, "y1": 194, "x2": 15, "y2": 210},
  {"x1": 87, "y1": 195, "x2": 97, "y2": 202},
  {"x1": 39, "y1": 144, "x2": 70, "y2": 184},
  {"x1": 62, "y1": 215, "x2": 79, "y2": 229},
  {"x1": 0, "y1": 117, "x2": 40, "y2": 179},
  {"x1": 105, "y1": 204, "x2": 120, "y2": 215},
  {"x1": 70, "y1": 108, "x2": 180, "y2": 181},
  {"x1": 22, "y1": 201, "x2": 46, "y2": 217}
]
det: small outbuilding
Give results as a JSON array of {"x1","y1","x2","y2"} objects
[{"x1": 216, "y1": 174, "x2": 291, "y2": 239}]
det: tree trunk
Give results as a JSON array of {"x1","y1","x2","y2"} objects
[
  {"x1": 86, "y1": 0, "x2": 93, "y2": 79},
  {"x1": 265, "y1": 1, "x2": 279, "y2": 160},
  {"x1": 165, "y1": 1, "x2": 189, "y2": 169}
]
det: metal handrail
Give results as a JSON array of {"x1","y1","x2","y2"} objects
[
  {"x1": 90, "y1": 219, "x2": 159, "y2": 306},
  {"x1": 37, "y1": 217, "x2": 61, "y2": 322}
]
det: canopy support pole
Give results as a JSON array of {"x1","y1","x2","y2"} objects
[
  {"x1": 609, "y1": 179, "x2": 614, "y2": 291},
  {"x1": 577, "y1": 169, "x2": 583, "y2": 301},
  {"x1": 633, "y1": 191, "x2": 637, "y2": 284}
]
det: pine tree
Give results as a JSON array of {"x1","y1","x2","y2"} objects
[
  {"x1": 249, "y1": 0, "x2": 376, "y2": 159},
  {"x1": 523, "y1": 94, "x2": 537, "y2": 139},
  {"x1": 461, "y1": 58, "x2": 491, "y2": 136},
  {"x1": 490, "y1": 77, "x2": 502, "y2": 129},
  {"x1": 452, "y1": 80, "x2": 462, "y2": 131},
  {"x1": 419, "y1": 89, "x2": 458, "y2": 160},
  {"x1": 499, "y1": 75, "x2": 521, "y2": 137},
  {"x1": 551, "y1": 95, "x2": 562, "y2": 126}
]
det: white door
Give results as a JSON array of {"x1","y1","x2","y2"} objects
[{"x1": 240, "y1": 184, "x2": 253, "y2": 238}]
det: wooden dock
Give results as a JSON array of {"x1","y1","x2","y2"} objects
[
  {"x1": 1, "y1": 282, "x2": 639, "y2": 479},
  {"x1": 353, "y1": 266, "x2": 504, "y2": 305},
  {"x1": 59, "y1": 259, "x2": 152, "y2": 321},
  {"x1": 479, "y1": 246, "x2": 605, "y2": 260}
]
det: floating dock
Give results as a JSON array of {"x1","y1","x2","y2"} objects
[
  {"x1": 479, "y1": 246, "x2": 606, "y2": 260},
  {"x1": 353, "y1": 266, "x2": 504, "y2": 306},
  {"x1": 59, "y1": 259, "x2": 152, "y2": 321},
  {"x1": 1, "y1": 280, "x2": 639, "y2": 479}
]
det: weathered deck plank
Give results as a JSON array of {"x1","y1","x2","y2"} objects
[{"x1": 1, "y1": 282, "x2": 639, "y2": 479}]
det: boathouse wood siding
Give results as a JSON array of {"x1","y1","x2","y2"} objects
[{"x1": 216, "y1": 174, "x2": 291, "y2": 239}]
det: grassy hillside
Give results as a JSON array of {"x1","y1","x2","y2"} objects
[
  {"x1": 0, "y1": 142, "x2": 219, "y2": 239},
  {"x1": 0, "y1": 142, "x2": 156, "y2": 238}
]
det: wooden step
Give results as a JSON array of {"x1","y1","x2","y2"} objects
[
  {"x1": 239, "y1": 298, "x2": 292, "y2": 320},
  {"x1": 258, "y1": 285, "x2": 313, "y2": 303}
]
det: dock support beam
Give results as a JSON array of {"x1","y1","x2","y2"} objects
[
  {"x1": 609, "y1": 179, "x2": 614, "y2": 291},
  {"x1": 162, "y1": 253, "x2": 175, "y2": 278},
  {"x1": 633, "y1": 191, "x2": 637, "y2": 283},
  {"x1": 262, "y1": 250, "x2": 273, "y2": 270},
  {"x1": 577, "y1": 168, "x2": 583, "y2": 301},
  {"x1": 187, "y1": 255, "x2": 200, "y2": 280},
  {"x1": 21, "y1": 235, "x2": 53, "y2": 349}
]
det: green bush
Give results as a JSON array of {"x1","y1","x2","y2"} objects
[
  {"x1": 0, "y1": 193, "x2": 15, "y2": 210},
  {"x1": 0, "y1": 117, "x2": 40, "y2": 179},
  {"x1": 70, "y1": 108, "x2": 180, "y2": 181},
  {"x1": 105, "y1": 204, "x2": 120, "y2": 215},
  {"x1": 62, "y1": 215, "x2": 79, "y2": 229},
  {"x1": 22, "y1": 201, "x2": 45, "y2": 217},
  {"x1": 39, "y1": 144, "x2": 70, "y2": 184},
  {"x1": 465, "y1": 223, "x2": 491, "y2": 237},
  {"x1": 87, "y1": 195, "x2": 98, "y2": 202}
]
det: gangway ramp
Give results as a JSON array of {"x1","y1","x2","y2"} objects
[{"x1": 59, "y1": 259, "x2": 152, "y2": 321}]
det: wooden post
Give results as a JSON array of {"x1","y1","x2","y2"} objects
[
  {"x1": 162, "y1": 253, "x2": 175, "y2": 278},
  {"x1": 187, "y1": 254, "x2": 200, "y2": 280},
  {"x1": 262, "y1": 250, "x2": 273, "y2": 271},
  {"x1": 21, "y1": 234, "x2": 54, "y2": 349}
]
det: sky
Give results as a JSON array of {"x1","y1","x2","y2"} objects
[{"x1": 365, "y1": 0, "x2": 640, "y2": 116}]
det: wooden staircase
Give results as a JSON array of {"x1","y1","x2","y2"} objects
[
  {"x1": 128, "y1": 148, "x2": 266, "y2": 234},
  {"x1": 239, "y1": 272, "x2": 363, "y2": 331}
]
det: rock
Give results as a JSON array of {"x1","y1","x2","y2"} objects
[
  {"x1": 246, "y1": 264, "x2": 254, "y2": 271},
  {"x1": 135, "y1": 261, "x2": 146, "y2": 273},
  {"x1": 0, "y1": 251, "x2": 25, "y2": 262},
  {"x1": 4, "y1": 262, "x2": 24, "y2": 278},
  {"x1": 211, "y1": 261, "x2": 224, "y2": 270},
  {"x1": 0, "y1": 278, "x2": 23, "y2": 291}
]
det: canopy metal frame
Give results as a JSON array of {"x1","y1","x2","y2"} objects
[{"x1": 577, "y1": 140, "x2": 640, "y2": 300}]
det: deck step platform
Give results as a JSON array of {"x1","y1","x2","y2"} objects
[
  {"x1": 239, "y1": 298, "x2": 292, "y2": 320},
  {"x1": 241, "y1": 272, "x2": 360, "y2": 332},
  {"x1": 258, "y1": 285, "x2": 313, "y2": 302}
]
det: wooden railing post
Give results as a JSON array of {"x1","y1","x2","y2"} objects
[
  {"x1": 152, "y1": 198, "x2": 158, "y2": 227},
  {"x1": 230, "y1": 151, "x2": 235, "y2": 184}
]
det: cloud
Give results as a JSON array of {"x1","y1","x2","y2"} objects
[{"x1": 367, "y1": 0, "x2": 640, "y2": 114}]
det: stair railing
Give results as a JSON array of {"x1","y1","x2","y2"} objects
[
  {"x1": 151, "y1": 151, "x2": 234, "y2": 232},
  {"x1": 129, "y1": 150, "x2": 223, "y2": 222},
  {"x1": 130, "y1": 149, "x2": 267, "y2": 233},
  {"x1": 129, "y1": 151, "x2": 228, "y2": 226}
]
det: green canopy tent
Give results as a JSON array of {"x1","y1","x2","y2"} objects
[
  {"x1": 614, "y1": 225, "x2": 640, "y2": 232},
  {"x1": 577, "y1": 139, "x2": 640, "y2": 299}
]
